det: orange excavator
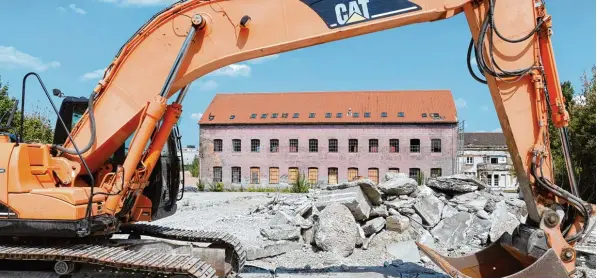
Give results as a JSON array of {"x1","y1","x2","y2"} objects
[{"x1": 0, "y1": 0, "x2": 594, "y2": 277}]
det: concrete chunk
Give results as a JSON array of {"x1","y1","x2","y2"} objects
[
  {"x1": 246, "y1": 241, "x2": 302, "y2": 260},
  {"x1": 386, "y1": 215, "x2": 410, "y2": 233},
  {"x1": 314, "y1": 203, "x2": 357, "y2": 257},
  {"x1": 427, "y1": 174, "x2": 486, "y2": 192},
  {"x1": 414, "y1": 195, "x2": 444, "y2": 227},
  {"x1": 370, "y1": 205, "x2": 389, "y2": 218},
  {"x1": 315, "y1": 187, "x2": 372, "y2": 221},
  {"x1": 362, "y1": 217, "x2": 386, "y2": 236},
  {"x1": 441, "y1": 205, "x2": 458, "y2": 219},
  {"x1": 379, "y1": 176, "x2": 418, "y2": 196},
  {"x1": 431, "y1": 212, "x2": 473, "y2": 246},
  {"x1": 386, "y1": 241, "x2": 421, "y2": 263},
  {"x1": 489, "y1": 201, "x2": 521, "y2": 242},
  {"x1": 260, "y1": 226, "x2": 301, "y2": 241}
]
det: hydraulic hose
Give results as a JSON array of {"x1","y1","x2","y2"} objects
[{"x1": 52, "y1": 91, "x2": 97, "y2": 155}]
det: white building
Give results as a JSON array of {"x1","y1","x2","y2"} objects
[
  {"x1": 458, "y1": 132, "x2": 517, "y2": 190},
  {"x1": 182, "y1": 145, "x2": 199, "y2": 166}
]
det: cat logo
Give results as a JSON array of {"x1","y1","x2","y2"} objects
[{"x1": 334, "y1": 0, "x2": 370, "y2": 26}]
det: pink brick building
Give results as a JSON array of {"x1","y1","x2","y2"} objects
[{"x1": 198, "y1": 91, "x2": 458, "y2": 188}]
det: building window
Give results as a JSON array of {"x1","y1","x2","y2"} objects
[
  {"x1": 213, "y1": 167, "x2": 222, "y2": 183},
  {"x1": 281, "y1": 113, "x2": 288, "y2": 118},
  {"x1": 493, "y1": 174, "x2": 499, "y2": 186},
  {"x1": 272, "y1": 113, "x2": 278, "y2": 118},
  {"x1": 308, "y1": 168, "x2": 318, "y2": 185},
  {"x1": 328, "y1": 168, "x2": 338, "y2": 184},
  {"x1": 261, "y1": 113, "x2": 268, "y2": 119},
  {"x1": 381, "y1": 112, "x2": 387, "y2": 118},
  {"x1": 336, "y1": 112, "x2": 343, "y2": 118},
  {"x1": 309, "y1": 139, "x2": 318, "y2": 152},
  {"x1": 410, "y1": 139, "x2": 420, "y2": 153},
  {"x1": 251, "y1": 139, "x2": 260, "y2": 152},
  {"x1": 409, "y1": 168, "x2": 421, "y2": 180},
  {"x1": 348, "y1": 168, "x2": 359, "y2": 181},
  {"x1": 329, "y1": 139, "x2": 338, "y2": 153},
  {"x1": 389, "y1": 139, "x2": 399, "y2": 153},
  {"x1": 230, "y1": 114, "x2": 235, "y2": 120},
  {"x1": 250, "y1": 167, "x2": 260, "y2": 184},
  {"x1": 349, "y1": 139, "x2": 358, "y2": 153},
  {"x1": 288, "y1": 167, "x2": 299, "y2": 183},
  {"x1": 250, "y1": 113, "x2": 257, "y2": 119},
  {"x1": 364, "y1": 112, "x2": 371, "y2": 118},
  {"x1": 431, "y1": 139, "x2": 441, "y2": 153},
  {"x1": 213, "y1": 139, "x2": 222, "y2": 152},
  {"x1": 309, "y1": 113, "x2": 316, "y2": 118},
  {"x1": 490, "y1": 157, "x2": 499, "y2": 164},
  {"x1": 466, "y1": 157, "x2": 474, "y2": 164},
  {"x1": 352, "y1": 112, "x2": 360, "y2": 118},
  {"x1": 430, "y1": 168, "x2": 442, "y2": 178},
  {"x1": 369, "y1": 139, "x2": 378, "y2": 153},
  {"x1": 289, "y1": 139, "x2": 298, "y2": 153},
  {"x1": 270, "y1": 139, "x2": 279, "y2": 152},
  {"x1": 398, "y1": 112, "x2": 404, "y2": 117},
  {"x1": 232, "y1": 167, "x2": 241, "y2": 183},
  {"x1": 232, "y1": 139, "x2": 241, "y2": 152},
  {"x1": 269, "y1": 167, "x2": 279, "y2": 184},
  {"x1": 293, "y1": 113, "x2": 300, "y2": 118},
  {"x1": 325, "y1": 112, "x2": 331, "y2": 118},
  {"x1": 368, "y1": 168, "x2": 379, "y2": 184},
  {"x1": 389, "y1": 168, "x2": 400, "y2": 173},
  {"x1": 422, "y1": 113, "x2": 427, "y2": 118}
]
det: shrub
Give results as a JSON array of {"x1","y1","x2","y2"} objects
[
  {"x1": 209, "y1": 182, "x2": 224, "y2": 192},
  {"x1": 416, "y1": 172, "x2": 425, "y2": 186},
  {"x1": 291, "y1": 172, "x2": 311, "y2": 193},
  {"x1": 196, "y1": 180, "x2": 205, "y2": 192}
]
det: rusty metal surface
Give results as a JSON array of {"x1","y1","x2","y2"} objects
[
  {"x1": 417, "y1": 242, "x2": 570, "y2": 278},
  {"x1": 0, "y1": 243, "x2": 216, "y2": 277},
  {"x1": 118, "y1": 223, "x2": 246, "y2": 276}
]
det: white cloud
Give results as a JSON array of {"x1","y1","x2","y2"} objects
[
  {"x1": 248, "y1": 54, "x2": 280, "y2": 65},
  {"x1": 455, "y1": 98, "x2": 467, "y2": 108},
  {"x1": 56, "y1": 6, "x2": 67, "y2": 12},
  {"x1": 481, "y1": 105, "x2": 489, "y2": 111},
  {"x1": 492, "y1": 128, "x2": 502, "y2": 132},
  {"x1": 211, "y1": 64, "x2": 251, "y2": 78},
  {"x1": 0, "y1": 46, "x2": 61, "y2": 72},
  {"x1": 80, "y1": 68, "x2": 106, "y2": 81},
  {"x1": 190, "y1": 112, "x2": 203, "y2": 120},
  {"x1": 69, "y1": 4, "x2": 87, "y2": 15},
  {"x1": 192, "y1": 80, "x2": 218, "y2": 91}
]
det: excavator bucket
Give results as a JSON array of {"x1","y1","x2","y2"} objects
[{"x1": 416, "y1": 241, "x2": 570, "y2": 278}]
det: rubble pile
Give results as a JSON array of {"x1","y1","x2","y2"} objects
[{"x1": 247, "y1": 173, "x2": 528, "y2": 262}]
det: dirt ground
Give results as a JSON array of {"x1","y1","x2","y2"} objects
[{"x1": 0, "y1": 192, "x2": 594, "y2": 278}]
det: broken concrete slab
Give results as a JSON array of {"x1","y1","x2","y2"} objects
[
  {"x1": 362, "y1": 217, "x2": 386, "y2": 236},
  {"x1": 476, "y1": 210, "x2": 490, "y2": 220},
  {"x1": 418, "y1": 230, "x2": 436, "y2": 250},
  {"x1": 430, "y1": 212, "x2": 473, "y2": 246},
  {"x1": 466, "y1": 195, "x2": 488, "y2": 212},
  {"x1": 269, "y1": 210, "x2": 294, "y2": 226},
  {"x1": 384, "y1": 198, "x2": 417, "y2": 211},
  {"x1": 386, "y1": 241, "x2": 421, "y2": 263},
  {"x1": 456, "y1": 204, "x2": 469, "y2": 212},
  {"x1": 370, "y1": 205, "x2": 389, "y2": 218},
  {"x1": 398, "y1": 207, "x2": 416, "y2": 215},
  {"x1": 314, "y1": 187, "x2": 372, "y2": 221},
  {"x1": 301, "y1": 227, "x2": 315, "y2": 245},
  {"x1": 384, "y1": 172, "x2": 408, "y2": 181},
  {"x1": 441, "y1": 205, "x2": 458, "y2": 219},
  {"x1": 427, "y1": 174, "x2": 486, "y2": 192},
  {"x1": 489, "y1": 201, "x2": 520, "y2": 242},
  {"x1": 356, "y1": 224, "x2": 366, "y2": 247},
  {"x1": 451, "y1": 192, "x2": 479, "y2": 204},
  {"x1": 246, "y1": 241, "x2": 302, "y2": 260},
  {"x1": 314, "y1": 203, "x2": 357, "y2": 257},
  {"x1": 388, "y1": 208, "x2": 400, "y2": 216},
  {"x1": 467, "y1": 216, "x2": 491, "y2": 245},
  {"x1": 293, "y1": 214, "x2": 313, "y2": 229},
  {"x1": 260, "y1": 226, "x2": 301, "y2": 241},
  {"x1": 386, "y1": 215, "x2": 410, "y2": 233},
  {"x1": 379, "y1": 177, "x2": 418, "y2": 196},
  {"x1": 414, "y1": 195, "x2": 444, "y2": 227},
  {"x1": 484, "y1": 199, "x2": 497, "y2": 213},
  {"x1": 294, "y1": 202, "x2": 313, "y2": 218},
  {"x1": 325, "y1": 179, "x2": 382, "y2": 205}
]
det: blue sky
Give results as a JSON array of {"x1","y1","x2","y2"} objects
[{"x1": 0, "y1": 0, "x2": 595, "y2": 147}]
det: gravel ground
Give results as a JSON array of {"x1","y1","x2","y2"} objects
[{"x1": 0, "y1": 192, "x2": 594, "y2": 278}]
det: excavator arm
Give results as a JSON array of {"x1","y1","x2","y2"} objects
[{"x1": 2, "y1": 0, "x2": 593, "y2": 277}]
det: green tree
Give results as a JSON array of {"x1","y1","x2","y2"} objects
[
  {"x1": 0, "y1": 76, "x2": 54, "y2": 143},
  {"x1": 189, "y1": 155, "x2": 200, "y2": 177},
  {"x1": 548, "y1": 66, "x2": 596, "y2": 203}
]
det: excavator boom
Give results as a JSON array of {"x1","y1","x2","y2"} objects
[{"x1": 0, "y1": 0, "x2": 593, "y2": 277}]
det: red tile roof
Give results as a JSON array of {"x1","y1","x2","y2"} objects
[{"x1": 199, "y1": 90, "x2": 457, "y2": 125}]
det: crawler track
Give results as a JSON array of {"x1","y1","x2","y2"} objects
[
  {"x1": 118, "y1": 223, "x2": 247, "y2": 275},
  {"x1": 0, "y1": 243, "x2": 216, "y2": 277}
]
